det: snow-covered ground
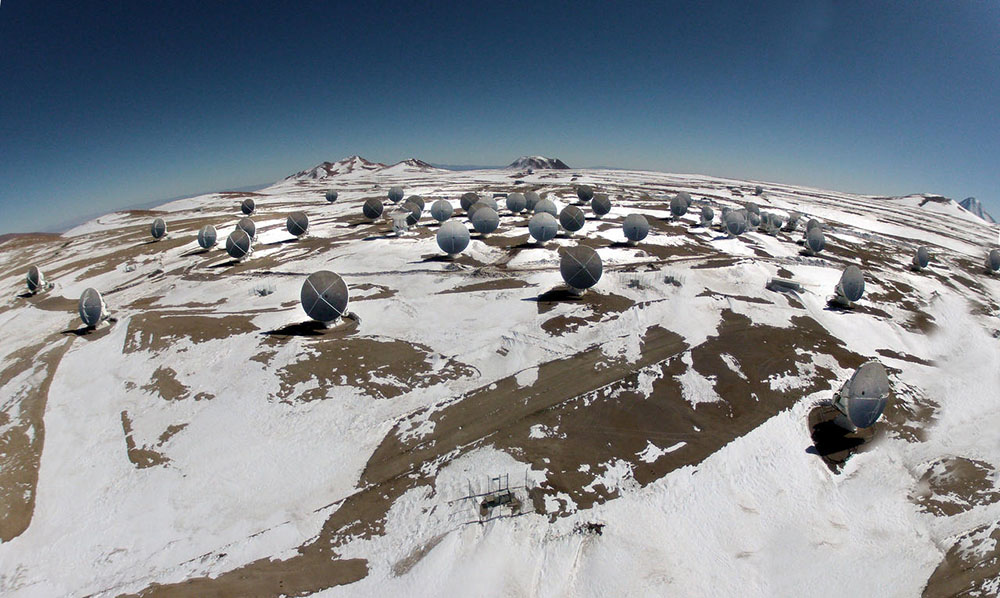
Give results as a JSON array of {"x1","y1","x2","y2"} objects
[{"x1": 0, "y1": 157, "x2": 998, "y2": 597}]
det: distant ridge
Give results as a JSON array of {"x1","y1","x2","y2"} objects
[
  {"x1": 286, "y1": 156, "x2": 386, "y2": 180},
  {"x1": 380, "y1": 158, "x2": 443, "y2": 173},
  {"x1": 391, "y1": 158, "x2": 436, "y2": 170},
  {"x1": 959, "y1": 197, "x2": 996, "y2": 224},
  {"x1": 286, "y1": 155, "x2": 572, "y2": 180},
  {"x1": 286, "y1": 156, "x2": 450, "y2": 180},
  {"x1": 506, "y1": 156, "x2": 570, "y2": 170}
]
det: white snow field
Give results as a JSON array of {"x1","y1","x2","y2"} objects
[{"x1": 0, "y1": 156, "x2": 998, "y2": 597}]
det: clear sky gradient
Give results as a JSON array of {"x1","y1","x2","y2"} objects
[{"x1": 2, "y1": 1, "x2": 998, "y2": 233}]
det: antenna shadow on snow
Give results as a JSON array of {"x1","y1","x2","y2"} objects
[
  {"x1": 420, "y1": 254, "x2": 459, "y2": 263},
  {"x1": 263, "y1": 320, "x2": 329, "y2": 337},
  {"x1": 807, "y1": 405, "x2": 871, "y2": 472},
  {"x1": 208, "y1": 260, "x2": 240, "y2": 269},
  {"x1": 511, "y1": 241, "x2": 550, "y2": 250},
  {"x1": 180, "y1": 248, "x2": 211, "y2": 257},
  {"x1": 62, "y1": 327, "x2": 94, "y2": 337},
  {"x1": 264, "y1": 315, "x2": 360, "y2": 339},
  {"x1": 522, "y1": 288, "x2": 583, "y2": 303},
  {"x1": 823, "y1": 301, "x2": 855, "y2": 313},
  {"x1": 346, "y1": 219, "x2": 377, "y2": 228},
  {"x1": 61, "y1": 320, "x2": 116, "y2": 340}
]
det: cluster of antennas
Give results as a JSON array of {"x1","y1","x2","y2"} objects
[
  {"x1": 366, "y1": 186, "x2": 845, "y2": 254},
  {"x1": 147, "y1": 196, "x2": 320, "y2": 262},
  {"x1": 35, "y1": 180, "x2": 992, "y2": 340}
]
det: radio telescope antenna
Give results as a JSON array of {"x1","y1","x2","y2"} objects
[
  {"x1": 912, "y1": 246, "x2": 930, "y2": 271},
  {"x1": 832, "y1": 360, "x2": 891, "y2": 431},
  {"x1": 301, "y1": 271, "x2": 349, "y2": 325},
  {"x1": 150, "y1": 218, "x2": 167, "y2": 241},
  {"x1": 560, "y1": 246, "x2": 603, "y2": 294},
  {"x1": 623, "y1": 213, "x2": 649, "y2": 245},
  {"x1": 831, "y1": 265, "x2": 865, "y2": 307},
  {"x1": 78, "y1": 288, "x2": 109, "y2": 329},
  {"x1": 197, "y1": 225, "x2": 218, "y2": 250}
]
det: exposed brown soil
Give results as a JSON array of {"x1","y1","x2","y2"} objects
[
  {"x1": 697, "y1": 290, "x2": 775, "y2": 305},
  {"x1": 141, "y1": 367, "x2": 191, "y2": 401},
  {"x1": 271, "y1": 337, "x2": 475, "y2": 402},
  {"x1": 124, "y1": 314, "x2": 260, "y2": 354},
  {"x1": 351, "y1": 282, "x2": 398, "y2": 301},
  {"x1": 0, "y1": 336, "x2": 75, "y2": 541},
  {"x1": 923, "y1": 522, "x2": 1000, "y2": 598},
  {"x1": 876, "y1": 348, "x2": 935, "y2": 367},
  {"x1": 534, "y1": 289, "x2": 635, "y2": 335},
  {"x1": 912, "y1": 457, "x2": 1000, "y2": 517},
  {"x1": 123, "y1": 556, "x2": 368, "y2": 598},
  {"x1": 531, "y1": 288, "x2": 634, "y2": 316},
  {"x1": 438, "y1": 278, "x2": 532, "y2": 294},
  {"x1": 121, "y1": 411, "x2": 169, "y2": 469},
  {"x1": 22, "y1": 293, "x2": 79, "y2": 313},
  {"x1": 878, "y1": 382, "x2": 938, "y2": 444},
  {"x1": 0, "y1": 232, "x2": 63, "y2": 247},
  {"x1": 417, "y1": 252, "x2": 486, "y2": 268},
  {"x1": 363, "y1": 325, "x2": 690, "y2": 517}
]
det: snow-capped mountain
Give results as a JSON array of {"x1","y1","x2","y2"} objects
[
  {"x1": 286, "y1": 155, "x2": 386, "y2": 180},
  {"x1": 506, "y1": 155, "x2": 570, "y2": 170},
  {"x1": 287, "y1": 156, "x2": 444, "y2": 181},
  {"x1": 3, "y1": 161, "x2": 1000, "y2": 597},
  {"x1": 378, "y1": 158, "x2": 442, "y2": 174},
  {"x1": 959, "y1": 196, "x2": 996, "y2": 224},
  {"x1": 876, "y1": 193, "x2": 988, "y2": 224}
]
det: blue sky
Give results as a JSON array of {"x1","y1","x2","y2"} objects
[{"x1": 2, "y1": 1, "x2": 998, "y2": 233}]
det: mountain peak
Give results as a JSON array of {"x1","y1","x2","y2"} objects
[
  {"x1": 959, "y1": 197, "x2": 996, "y2": 224},
  {"x1": 286, "y1": 156, "x2": 386, "y2": 180},
  {"x1": 507, "y1": 156, "x2": 571, "y2": 170},
  {"x1": 386, "y1": 158, "x2": 438, "y2": 170}
]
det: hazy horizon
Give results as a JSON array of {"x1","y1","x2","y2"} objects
[
  {"x1": 20, "y1": 152, "x2": 984, "y2": 235},
  {"x1": 3, "y1": 1, "x2": 999, "y2": 234}
]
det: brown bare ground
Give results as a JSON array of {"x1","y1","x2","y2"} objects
[
  {"x1": 124, "y1": 314, "x2": 260, "y2": 354},
  {"x1": 535, "y1": 289, "x2": 635, "y2": 335},
  {"x1": 121, "y1": 411, "x2": 169, "y2": 469},
  {"x1": 912, "y1": 457, "x2": 1000, "y2": 517},
  {"x1": 438, "y1": 278, "x2": 532, "y2": 294},
  {"x1": 0, "y1": 336, "x2": 75, "y2": 541},
  {"x1": 923, "y1": 522, "x2": 1000, "y2": 597},
  {"x1": 271, "y1": 337, "x2": 475, "y2": 402},
  {"x1": 141, "y1": 367, "x2": 191, "y2": 401}
]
